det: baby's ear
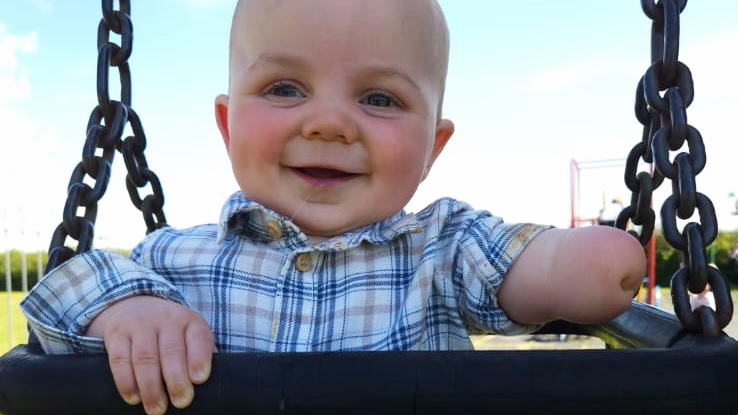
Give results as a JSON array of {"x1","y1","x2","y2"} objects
[
  {"x1": 422, "y1": 118, "x2": 454, "y2": 180},
  {"x1": 215, "y1": 94, "x2": 231, "y2": 151}
]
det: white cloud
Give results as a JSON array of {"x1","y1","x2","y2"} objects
[
  {"x1": 519, "y1": 53, "x2": 639, "y2": 94},
  {"x1": 519, "y1": 55, "x2": 605, "y2": 93},
  {"x1": 28, "y1": 0, "x2": 54, "y2": 13},
  {"x1": 0, "y1": 25, "x2": 63, "y2": 214},
  {"x1": 0, "y1": 25, "x2": 39, "y2": 151},
  {"x1": 181, "y1": 0, "x2": 235, "y2": 8},
  {"x1": 0, "y1": 25, "x2": 37, "y2": 101},
  {"x1": 682, "y1": 27, "x2": 738, "y2": 99},
  {"x1": 0, "y1": 25, "x2": 37, "y2": 68}
]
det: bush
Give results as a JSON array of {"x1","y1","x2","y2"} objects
[
  {"x1": 2, "y1": 232, "x2": 736, "y2": 292},
  {"x1": 0, "y1": 249, "x2": 130, "y2": 291},
  {"x1": 0, "y1": 250, "x2": 48, "y2": 291},
  {"x1": 651, "y1": 230, "x2": 738, "y2": 288}
]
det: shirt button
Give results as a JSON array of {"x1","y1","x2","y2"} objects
[
  {"x1": 294, "y1": 252, "x2": 313, "y2": 272},
  {"x1": 271, "y1": 319, "x2": 278, "y2": 339},
  {"x1": 265, "y1": 221, "x2": 283, "y2": 239}
]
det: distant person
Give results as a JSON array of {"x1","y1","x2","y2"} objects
[
  {"x1": 598, "y1": 197, "x2": 623, "y2": 227},
  {"x1": 690, "y1": 283, "x2": 716, "y2": 311}
]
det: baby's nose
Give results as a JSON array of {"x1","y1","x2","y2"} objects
[{"x1": 302, "y1": 106, "x2": 358, "y2": 143}]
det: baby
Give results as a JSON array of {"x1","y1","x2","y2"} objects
[{"x1": 21, "y1": 0, "x2": 646, "y2": 414}]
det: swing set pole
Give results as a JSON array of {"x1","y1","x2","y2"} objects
[
  {"x1": 569, "y1": 159, "x2": 578, "y2": 229},
  {"x1": 647, "y1": 235, "x2": 656, "y2": 304},
  {"x1": 647, "y1": 163, "x2": 656, "y2": 305},
  {"x1": 569, "y1": 158, "x2": 657, "y2": 305}
]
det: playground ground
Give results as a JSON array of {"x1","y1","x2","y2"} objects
[{"x1": 473, "y1": 289, "x2": 738, "y2": 350}]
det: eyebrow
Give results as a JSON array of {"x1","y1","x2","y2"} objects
[
  {"x1": 248, "y1": 53, "x2": 422, "y2": 92},
  {"x1": 247, "y1": 53, "x2": 310, "y2": 72},
  {"x1": 360, "y1": 66, "x2": 422, "y2": 93}
]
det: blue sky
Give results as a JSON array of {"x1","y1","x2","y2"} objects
[{"x1": 1, "y1": 0, "x2": 737, "y2": 250}]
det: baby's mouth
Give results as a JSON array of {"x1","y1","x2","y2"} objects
[{"x1": 293, "y1": 167, "x2": 357, "y2": 179}]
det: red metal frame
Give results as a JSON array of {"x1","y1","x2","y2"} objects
[{"x1": 570, "y1": 158, "x2": 656, "y2": 305}]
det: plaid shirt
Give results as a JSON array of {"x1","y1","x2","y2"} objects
[{"x1": 22, "y1": 192, "x2": 549, "y2": 354}]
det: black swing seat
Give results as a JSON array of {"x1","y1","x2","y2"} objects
[{"x1": 0, "y1": 301, "x2": 737, "y2": 415}]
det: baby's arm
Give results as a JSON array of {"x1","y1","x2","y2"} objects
[
  {"x1": 86, "y1": 296, "x2": 214, "y2": 415},
  {"x1": 498, "y1": 226, "x2": 646, "y2": 325}
]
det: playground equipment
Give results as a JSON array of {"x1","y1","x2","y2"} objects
[
  {"x1": 570, "y1": 158, "x2": 661, "y2": 304},
  {"x1": 570, "y1": 158, "x2": 626, "y2": 229},
  {"x1": 0, "y1": 1, "x2": 736, "y2": 414}
]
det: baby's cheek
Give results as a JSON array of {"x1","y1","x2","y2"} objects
[
  {"x1": 384, "y1": 149, "x2": 426, "y2": 191},
  {"x1": 387, "y1": 134, "x2": 429, "y2": 172},
  {"x1": 232, "y1": 102, "x2": 295, "y2": 148}
]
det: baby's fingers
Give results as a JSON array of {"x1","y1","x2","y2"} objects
[
  {"x1": 186, "y1": 319, "x2": 215, "y2": 384},
  {"x1": 131, "y1": 331, "x2": 168, "y2": 415},
  {"x1": 159, "y1": 327, "x2": 194, "y2": 409},
  {"x1": 105, "y1": 332, "x2": 140, "y2": 406}
]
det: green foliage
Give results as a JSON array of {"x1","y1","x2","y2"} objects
[
  {"x1": 0, "y1": 292, "x2": 29, "y2": 355},
  {"x1": 0, "y1": 250, "x2": 48, "y2": 291},
  {"x1": 1, "y1": 234, "x2": 737, "y2": 291},
  {"x1": 709, "y1": 231, "x2": 738, "y2": 287},
  {"x1": 0, "y1": 249, "x2": 130, "y2": 291},
  {"x1": 653, "y1": 232, "x2": 680, "y2": 287},
  {"x1": 651, "y1": 230, "x2": 738, "y2": 287}
]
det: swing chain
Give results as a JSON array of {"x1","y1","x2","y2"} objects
[
  {"x1": 619, "y1": 0, "x2": 733, "y2": 336},
  {"x1": 46, "y1": 0, "x2": 167, "y2": 273}
]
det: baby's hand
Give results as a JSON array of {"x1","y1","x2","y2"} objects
[{"x1": 86, "y1": 296, "x2": 214, "y2": 415}]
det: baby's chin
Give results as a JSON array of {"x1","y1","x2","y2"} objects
[
  {"x1": 251, "y1": 192, "x2": 408, "y2": 239},
  {"x1": 292, "y1": 212, "x2": 380, "y2": 239},
  {"x1": 296, "y1": 220, "x2": 368, "y2": 239}
]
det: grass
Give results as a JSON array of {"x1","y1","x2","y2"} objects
[
  {"x1": 0, "y1": 292, "x2": 29, "y2": 355},
  {"x1": 0, "y1": 293, "x2": 30, "y2": 415}
]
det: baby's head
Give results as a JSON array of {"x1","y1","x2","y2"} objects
[{"x1": 215, "y1": 0, "x2": 454, "y2": 238}]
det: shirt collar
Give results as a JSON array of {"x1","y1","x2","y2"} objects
[{"x1": 216, "y1": 191, "x2": 423, "y2": 249}]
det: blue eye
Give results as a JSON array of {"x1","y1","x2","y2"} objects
[
  {"x1": 362, "y1": 93, "x2": 396, "y2": 108},
  {"x1": 267, "y1": 82, "x2": 303, "y2": 98}
]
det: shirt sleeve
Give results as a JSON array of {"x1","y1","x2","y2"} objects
[
  {"x1": 456, "y1": 219, "x2": 551, "y2": 335},
  {"x1": 20, "y1": 249, "x2": 187, "y2": 354}
]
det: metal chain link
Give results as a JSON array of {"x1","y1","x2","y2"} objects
[
  {"x1": 45, "y1": 0, "x2": 167, "y2": 273},
  {"x1": 618, "y1": 0, "x2": 733, "y2": 336}
]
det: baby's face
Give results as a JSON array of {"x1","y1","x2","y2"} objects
[{"x1": 216, "y1": 0, "x2": 453, "y2": 237}]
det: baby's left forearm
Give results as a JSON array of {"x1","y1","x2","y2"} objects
[
  {"x1": 552, "y1": 226, "x2": 646, "y2": 323},
  {"x1": 499, "y1": 226, "x2": 646, "y2": 325}
]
